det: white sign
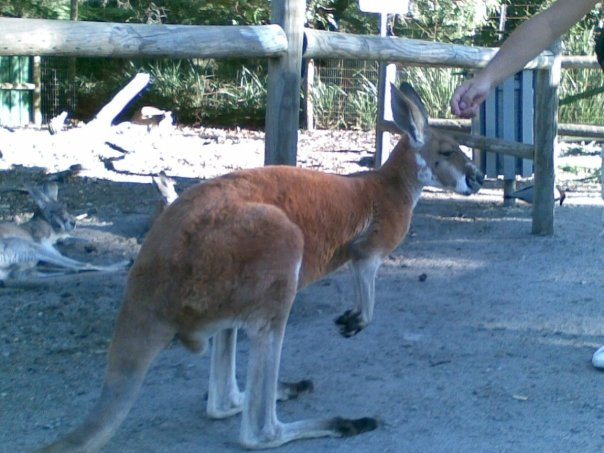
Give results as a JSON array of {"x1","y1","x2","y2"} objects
[{"x1": 358, "y1": 0, "x2": 409, "y2": 15}]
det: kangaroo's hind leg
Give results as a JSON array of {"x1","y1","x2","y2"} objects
[
  {"x1": 207, "y1": 325, "x2": 314, "y2": 421},
  {"x1": 207, "y1": 328, "x2": 245, "y2": 419},
  {"x1": 238, "y1": 208, "x2": 378, "y2": 449}
]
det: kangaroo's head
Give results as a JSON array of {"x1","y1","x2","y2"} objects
[
  {"x1": 390, "y1": 82, "x2": 484, "y2": 196},
  {"x1": 26, "y1": 182, "x2": 75, "y2": 236}
]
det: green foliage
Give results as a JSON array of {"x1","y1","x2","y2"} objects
[
  {"x1": 401, "y1": 0, "x2": 499, "y2": 43},
  {"x1": 0, "y1": 0, "x2": 70, "y2": 19},
  {"x1": 78, "y1": 0, "x2": 270, "y2": 25},
  {"x1": 2, "y1": 0, "x2": 603, "y2": 127},
  {"x1": 399, "y1": 66, "x2": 463, "y2": 119},
  {"x1": 306, "y1": 0, "x2": 377, "y2": 34},
  {"x1": 348, "y1": 75, "x2": 377, "y2": 130},
  {"x1": 133, "y1": 59, "x2": 210, "y2": 122},
  {"x1": 311, "y1": 80, "x2": 347, "y2": 129},
  {"x1": 558, "y1": 12, "x2": 604, "y2": 125},
  {"x1": 311, "y1": 71, "x2": 377, "y2": 130},
  {"x1": 130, "y1": 59, "x2": 267, "y2": 126}
]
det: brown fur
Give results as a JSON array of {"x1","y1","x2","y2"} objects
[{"x1": 36, "y1": 83, "x2": 483, "y2": 452}]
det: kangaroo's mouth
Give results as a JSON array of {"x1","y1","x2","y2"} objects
[{"x1": 465, "y1": 170, "x2": 484, "y2": 194}]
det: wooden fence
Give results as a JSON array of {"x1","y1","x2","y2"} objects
[{"x1": 1, "y1": 2, "x2": 600, "y2": 235}]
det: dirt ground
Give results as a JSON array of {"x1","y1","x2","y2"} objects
[{"x1": 1, "y1": 124, "x2": 604, "y2": 452}]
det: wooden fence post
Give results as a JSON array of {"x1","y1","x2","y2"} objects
[
  {"x1": 374, "y1": 13, "x2": 396, "y2": 168},
  {"x1": 265, "y1": 0, "x2": 305, "y2": 165},
  {"x1": 32, "y1": 56, "x2": 41, "y2": 125},
  {"x1": 532, "y1": 43, "x2": 561, "y2": 235},
  {"x1": 303, "y1": 58, "x2": 315, "y2": 130}
]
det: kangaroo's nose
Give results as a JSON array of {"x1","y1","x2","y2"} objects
[
  {"x1": 62, "y1": 217, "x2": 76, "y2": 232},
  {"x1": 465, "y1": 168, "x2": 484, "y2": 193},
  {"x1": 476, "y1": 170, "x2": 484, "y2": 186}
]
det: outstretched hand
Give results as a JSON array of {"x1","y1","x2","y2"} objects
[{"x1": 450, "y1": 78, "x2": 491, "y2": 118}]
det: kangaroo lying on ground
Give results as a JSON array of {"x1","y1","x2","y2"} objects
[
  {"x1": 0, "y1": 182, "x2": 129, "y2": 282},
  {"x1": 36, "y1": 83, "x2": 483, "y2": 451}
]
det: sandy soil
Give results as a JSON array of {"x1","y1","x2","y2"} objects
[{"x1": 1, "y1": 124, "x2": 604, "y2": 452}]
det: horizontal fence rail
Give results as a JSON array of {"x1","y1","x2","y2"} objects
[
  {"x1": 560, "y1": 56, "x2": 602, "y2": 70},
  {"x1": 381, "y1": 120, "x2": 534, "y2": 161},
  {"x1": 2, "y1": 15, "x2": 597, "y2": 236},
  {"x1": 4, "y1": 19, "x2": 598, "y2": 70},
  {"x1": 0, "y1": 82, "x2": 36, "y2": 90},
  {"x1": 558, "y1": 123, "x2": 604, "y2": 138},
  {"x1": 304, "y1": 29, "x2": 555, "y2": 70},
  {"x1": 431, "y1": 119, "x2": 604, "y2": 140},
  {"x1": 0, "y1": 18, "x2": 288, "y2": 59}
]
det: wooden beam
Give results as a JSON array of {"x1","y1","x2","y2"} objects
[
  {"x1": 380, "y1": 120, "x2": 534, "y2": 160},
  {"x1": 558, "y1": 123, "x2": 604, "y2": 139},
  {"x1": 532, "y1": 44, "x2": 561, "y2": 236},
  {"x1": 561, "y1": 56, "x2": 602, "y2": 69},
  {"x1": 0, "y1": 17, "x2": 287, "y2": 59},
  {"x1": 0, "y1": 82, "x2": 35, "y2": 90},
  {"x1": 429, "y1": 119, "x2": 604, "y2": 141},
  {"x1": 33, "y1": 56, "x2": 42, "y2": 126},
  {"x1": 429, "y1": 118, "x2": 471, "y2": 131},
  {"x1": 304, "y1": 29, "x2": 555, "y2": 70},
  {"x1": 303, "y1": 59, "x2": 315, "y2": 130},
  {"x1": 264, "y1": 0, "x2": 305, "y2": 165},
  {"x1": 88, "y1": 73, "x2": 150, "y2": 128}
]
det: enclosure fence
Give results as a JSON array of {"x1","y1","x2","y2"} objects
[{"x1": 1, "y1": 0, "x2": 602, "y2": 235}]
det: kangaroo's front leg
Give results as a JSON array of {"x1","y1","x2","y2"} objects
[{"x1": 335, "y1": 255, "x2": 382, "y2": 337}]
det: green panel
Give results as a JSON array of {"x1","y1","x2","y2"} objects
[
  {"x1": 9, "y1": 89, "x2": 18, "y2": 125},
  {"x1": 0, "y1": 57, "x2": 11, "y2": 126},
  {"x1": 0, "y1": 91, "x2": 9, "y2": 124},
  {"x1": 0, "y1": 56, "x2": 10, "y2": 82},
  {"x1": 0, "y1": 56, "x2": 32, "y2": 126},
  {"x1": 13, "y1": 55, "x2": 30, "y2": 83}
]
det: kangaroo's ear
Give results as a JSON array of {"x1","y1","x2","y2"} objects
[
  {"x1": 41, "y1": 181, "x2": 59, "y2": 202},
  {"x1": 24, "y1": 185, "x2": 53, "y2": 208},
  {"x1": 390, "y1": 82, "x2": 429, "y2": 148}
]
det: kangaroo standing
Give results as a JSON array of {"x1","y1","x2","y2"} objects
[{"x1": 37, "y1": 83, "x2": 483, "y2": 451}]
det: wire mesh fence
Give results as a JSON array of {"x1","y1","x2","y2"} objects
[
  {"x1": 309, "y1": 59, "x2": 379, "y2": 130},
  {"x1": 30, "y1": 0, "x2": 603, "y2": 131},
  {"x1": 40, "y1": 57, "x2": 76, "y2": 124}
]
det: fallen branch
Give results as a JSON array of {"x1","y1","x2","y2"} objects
[{"x1": 87, "y1": 73, "x2": 151, "y2": 128}]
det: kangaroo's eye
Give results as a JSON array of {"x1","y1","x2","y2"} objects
[{"x1": 438, "y1": 150, "x2": 454, "y2": 157}]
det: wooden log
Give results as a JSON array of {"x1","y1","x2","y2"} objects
[
  {"x1": 303, "y1": 59, "x2": 315, "y2": 130},
  {"x1": 88, "y1": 73, "x2": 150, "y2": 128},
  {"x1": 304, "y1": 29, "x2": 555, "y2": 70},
  {"x1": 532, "y1": 43, "x2": 561, "y2": 236},
  {"x1": 375, "y1": 63, "x2": 397, "y2": 167},
  {"x1": 0, "y1": 82, "x2": 36, "y2": 90},
  {"x1": 560, "y1": 56, "x2": 602, "y2": 69},
  {"x1": 264, "y1": 0, "x2": 305, "y2": 165},
  {"x1": 0, "y1": 17, "x2": 287, "y2": 59},
  {"x1": 520, "y1": 70, "x2": 534, "y2": 177},
  {"x1": 380, "y1": 120, "x2": 534, "y2": 160},
  {"x1": 558, "y1": 123, "x2": 604, "y2": 139},
  {"x1": 428, "y1": 118, "x2": 471, "y2": 131},
  {"x1": 429, "y1": 119, "x2": 604, "y2": 140},
  {"x1": 33, "y1": 56, "x2": 42, "y2": 126}
]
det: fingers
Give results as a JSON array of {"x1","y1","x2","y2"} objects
[
  {"x1": 450, "y1": 79, "x2": 489, "y2": 118},
  {"x1": 450, "y1": 83, "x2": 477, "y2": 118}
]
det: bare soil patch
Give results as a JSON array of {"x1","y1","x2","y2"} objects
[{"x1": 1, "y1": 125, "x2": 603, "y2": 452}]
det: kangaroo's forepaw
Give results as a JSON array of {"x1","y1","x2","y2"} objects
[{"x1": 334, "y1": 309, "x2": 365, "y2": 337}]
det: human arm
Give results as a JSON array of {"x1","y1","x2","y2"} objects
[{"x1": 451, "y1": 0, "x2": 599, "y2": 118}]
